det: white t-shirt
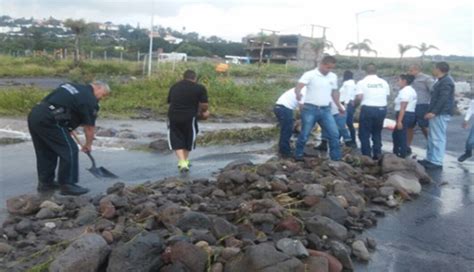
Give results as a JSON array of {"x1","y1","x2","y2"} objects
[
  {"x1": 339, "y1": 79, "x2": 356, "y2": 104},
  {"x1": 394, "y1": 85, "x2": 417, "y2": 112},
  {"x1": 298, "y1": 68, "x2": 338, "y2": 106},
  {"x1": 275, "y1": 87, "x2": 307, "y2": 110},
  {"x1": 356, "y1": 75, "x2": 390, "y2": 107}
]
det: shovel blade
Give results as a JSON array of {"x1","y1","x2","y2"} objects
[{"x1": 88, "y1": 166, "x2": 118, "y2": 179}]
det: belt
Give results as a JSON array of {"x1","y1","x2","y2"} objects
[{"x1": 305, "y1": 103, "x2": 330, "y2": 109}]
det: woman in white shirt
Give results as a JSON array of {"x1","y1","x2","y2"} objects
[
  {"x1": 392, "y1": 74, "x2": 417, "y2": 158},
  {"x1": 458, "y1": 99, "x2": 474, "y2": 162}
]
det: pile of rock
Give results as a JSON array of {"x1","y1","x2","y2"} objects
[{"x1": 0, "y1": 154, "x2": 430, "y2": 272}]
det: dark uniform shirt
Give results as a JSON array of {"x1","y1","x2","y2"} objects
[
  {"x1": 43, "y1": 83, "x2": 99, "y2": 129},
  {"x1": 167, "y1": 80, "x2": 208, "y2": 122}
]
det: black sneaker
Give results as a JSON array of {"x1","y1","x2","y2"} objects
[
  {"x1": 37, "y1": 181, "x2": 60, "y2": 192},
  {"x1": 60, "y1": 184, "x2": 89, "y2": 196},
  {"x1": 345, "y1": 141, "x2": 357, "y2": 148},
  {"x1": 406, "y1": 147, "x2": 412, "y2": 156},
  {"x1": 458, "y1": 151, "x2": 472, "y2": 162},
  {"x1": 294, "y1": 156, "x2": 304, "y2": 162}
]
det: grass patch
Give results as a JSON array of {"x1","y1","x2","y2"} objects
[
  {"x1": 0, "y1": 87, "x2": 48, "y2": 115},
  {"x1": 197, "y1": 126, "x2": 278, "y2": 146}
]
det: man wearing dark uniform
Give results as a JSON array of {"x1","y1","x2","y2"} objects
[
  {"x1": 167, "y1": 70, "x2": 209, "y2": 172},
  {"x1": 27, "y1": 81, "x2": 110, "y2": 195}
]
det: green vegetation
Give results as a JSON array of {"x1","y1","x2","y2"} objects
[{"x1": 0, "y1": 87, "x2": 48, "y2": 115}]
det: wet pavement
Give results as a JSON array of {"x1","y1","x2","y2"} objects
[{"x1": 0, "y1": 116, "x2": 473, "y2": 272}]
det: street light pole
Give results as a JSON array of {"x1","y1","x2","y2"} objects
[
  {"x1": 355, "y1": 10, "x2": 374, "y2": 72},
  {"x1": 147, "y1": 2, "x2": 155, "y2": 77}
]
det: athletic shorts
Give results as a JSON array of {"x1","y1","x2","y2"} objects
[
  {"x1": 168, "y1": 117, "x2": 198, "y2": 151},
  {"x1": 410, "y1": 104, "x2": 430, "y2": 128}
]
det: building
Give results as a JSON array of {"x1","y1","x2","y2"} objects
[{"x1": 243, "y1": 34, "x2": 322, "y2": 65}]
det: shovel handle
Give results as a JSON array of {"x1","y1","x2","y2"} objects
[
  {"x1": 85, "y1": 151, "x2": 97, "y2": 168},
  {"x1": 71, "y1": 131, "x2": 97, "y2": 168}
]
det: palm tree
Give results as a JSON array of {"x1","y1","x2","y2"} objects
[
  {"x1": 64, "y1": 19, "x2": 88, "y2": 64},
  {"x1": 346, "y1": 39, "x2": 377, "y2": 71},
  {"x1": 307, "y1": 39, "x2": 338, "y2": 64},
  {"x1": 398, "y1": 44, "x2": 414, "y2": 69},
  {"x1": 415, "y1": 43, "x2": 438, "y2": 65}
]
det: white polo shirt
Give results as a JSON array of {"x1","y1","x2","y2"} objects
[
  {"x1": 298, "y1": 69, "x2": 338, "y2": 106},
  {"x1": 275, "y1": 87, "x2": 307, "y2": 110},
  {"x1": 464, "y1": 100, "x2": 474, "y2": 122},
  {"x1": 339, "y1": 79, "x2": 356, "y2": 104},
  {"x1": 394, "y1": 85, "x2": 417, "y2": 112},
  {"x1": 356, "y1": 75, "x2": 390, "y2": 107}
]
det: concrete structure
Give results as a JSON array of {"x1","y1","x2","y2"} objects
[{"x1": 243, "y1": 34, "x2": 322, "y2": 65}]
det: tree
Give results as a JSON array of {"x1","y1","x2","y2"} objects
[
  {"x1": 64, "y1": 19, "x2": 88, "y2": 64},
  {"x1": 415, "y1": 42, "x2": 439, "y2": 65},
  {"x1": 398, "y1": 44, "x2": 414, "y2": 69},
  {"x1": 306, "y1": 39, "x2": 338, "y2": 65},
  {"x1": 345, "y1": 39, "x2": 377, "y2": 71}
]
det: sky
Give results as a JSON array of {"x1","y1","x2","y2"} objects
[{"x1": 1, "y1": 0, "x2": 473, "y2": 57}]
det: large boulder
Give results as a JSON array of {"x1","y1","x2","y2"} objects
[
  {"x1": 6, "y1": 194, "x2": 42, "y2": 215},
  {"x1": 176, "y1": 211, "x2": 212, "y2": 232},
  {"x1": 75, "y1": 204, "x2": 99, "y2": 226},
  {"x1": 107, "y1": 231, "x2": 164, "y2": 272},
  {"x1": 276, "y1": 238, "x2": 309, "y2": 258},
  {"x1": 50, "y1": 234, "x2": 110, "y2": 272},
  {"x1": 305, "y1": 215, "x2": 348, "y2": 241},
  {"x1": 164, "y1": 241, "x2": 208, "y2": 272},
  {"x1": 225, "y1": 243, "x2": 304, "y2": 272},
  {"x1": 381, "y1": 154, "x2": 431, "y2": 183},
  {"x1": 385, "y1": 172, "x2": 422, "y2": 195},
  {"x1": 310, "y1": 196, "x2": 348, "y2": 224}
]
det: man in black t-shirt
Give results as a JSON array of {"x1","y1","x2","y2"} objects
[
  {"x1": 167, "y1": 70, "x2": 209, "y2": 172},
  {"x1": 28, "y1": 81, "x2": 110, "y2": 195}
]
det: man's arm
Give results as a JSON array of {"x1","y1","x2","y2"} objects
[
  {"x1": 82, "y1": 125, "x2": 95, "y2": 152},
  {"x1": 331, "y1": 89, "x2": 345, "y2": 114},
  {"x1": 294, "y1": 83, "x2": 306, "y2": 102}
]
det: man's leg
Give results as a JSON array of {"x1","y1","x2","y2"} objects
[
  {"x1": 335, "y1": 113, "x2": 352, "y2": 143},
  {"x1": 319, "y1": 109, "x2": 341, "y2": 161},
  {"x1": 458, "y1": 125, "x2": 474, "y2": 162},
  {"x1": 426, "y1": 115, "x2": 450, "y2": 166},
  {"x1": 346, "y1": 103, "x2": 356, "y2": 144},
  {"x1": 295, "y1": 104, "x2": 317, "y2": 159},
  {"x1": 371, "y1": 107, "x2": 387, "y2": 159},
  {"x1": 274, "y1": 106, "x2": 294, "y2": 156},
  {"x1": 358, "y1": 106, "x2": 372, "y2": 157}
]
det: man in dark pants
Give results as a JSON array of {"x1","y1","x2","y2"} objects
[
  {"x1": 168, "y1": 70, "x2": 209, "y2": 172},
  {"x1": 28, "y1": 81, "x2": 110, "y2": 195},
  {"x1": 355, "y1": 64, "x2": 390, "y2": 160}
]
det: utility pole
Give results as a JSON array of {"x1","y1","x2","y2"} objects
[
  {"x1": 355, "y1": 10, "x2": 375, "y2": 72},
  {"x1": 258, "y1": 28, "x2": 279, "y2": 66},
  {"x1": 147, "y1": 2, "x2": 155, "y2": 77}
]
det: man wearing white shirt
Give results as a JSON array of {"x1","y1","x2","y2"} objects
[
  {"x1": 392, "y1": 74, "x2": 417, "y2": 158},
  {"x1": 274, "y1": 87, "x2": 307, "y2": 157},
  {"x1": 356, "y1": 63, "x2": 390, "y2": 160},
  {"x1": 458, "y1": 99, "x2": 474, "y2": 162},
  {"x1": 294, "y1": 55, "x2": 343, "y2": 161}
]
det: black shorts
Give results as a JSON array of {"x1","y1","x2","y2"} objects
[
  {"x1": 410, "y1": 104, "x2": 430, "y2": 128},
  {"x1": 168, "y1": 118, "x2": 198, "y2": 151}
]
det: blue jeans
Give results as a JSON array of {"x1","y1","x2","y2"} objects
[
  {"x1": 346, "y1": 102, "x2": 357, "y2": 143},
  {"x1": 426, "y1": 114, "x2": 451, "y2": 166},
  {"x1": 274, "y1": 105, "x2": 294, "y2": 156},
  {"x1": 392, "y1": 111, "x2": 416, "y2": 158},
  {"x1": 295, "y1": 104, "x2": 341, "y2": 160},
  {"x1": 359, "y1": 106, "x2": 387, "y2": 158},
  {"x1": 466, "y1": 125, "x2": 474, "y2": 151},
  {"x1": 322, "y1": 114, "x2": 352, "y2": 143}
]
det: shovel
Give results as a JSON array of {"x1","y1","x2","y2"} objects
[{"x1": 71, "y1": 131, "x2": 118, "y2": 179}]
